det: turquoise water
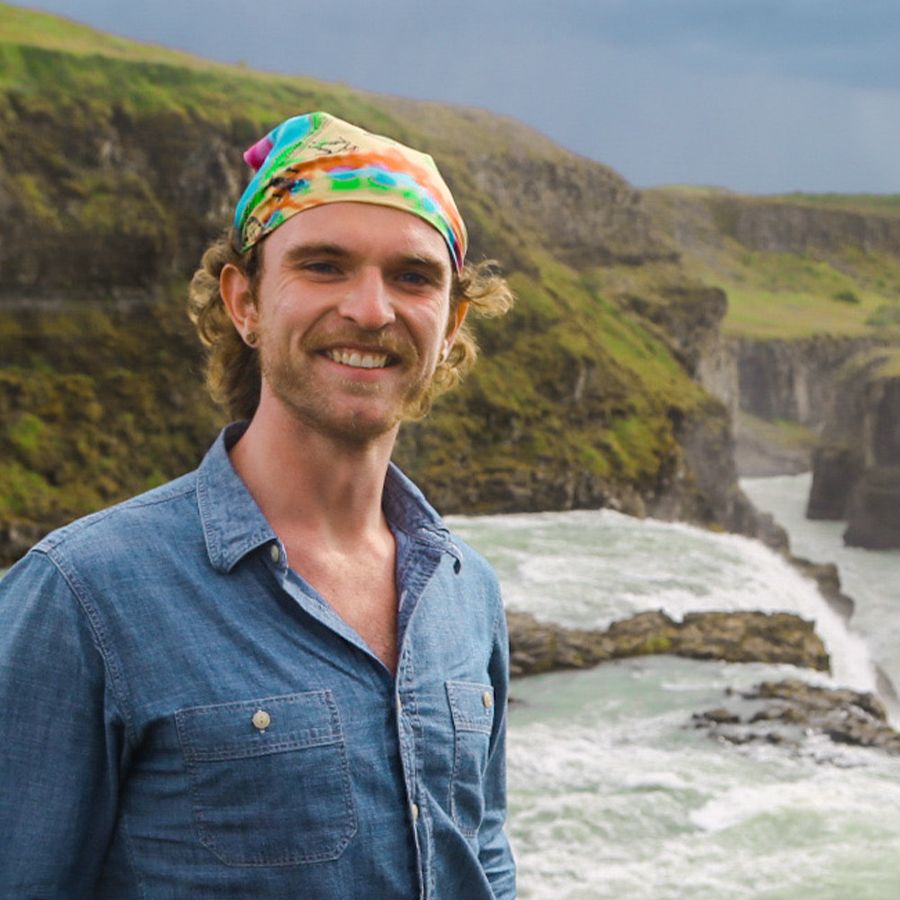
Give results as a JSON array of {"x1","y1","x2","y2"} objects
[
  {"x1": 742, "y1": 474, "x2": 900, "y2": 703},
  {"x1": 449, "y1": 483, "x2": 900, "y2": 899},
  {"x1": 5, "y1": 477, "x2": 898, "y2": 896}
]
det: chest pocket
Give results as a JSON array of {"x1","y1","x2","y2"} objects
[
  {"x1": 446, "y1": 680, "x2": 495, "y2": 837},
  {"x1": 175, "y1": 690, "x2": 357, "y2": 866}
]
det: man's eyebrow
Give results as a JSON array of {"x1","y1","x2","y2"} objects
[
  {"x1": 393, "y1": 253, "x2": 450, "y2": 278},
  {"x1": 282, "y1": 242, "x2": 352, "y2": 265}
]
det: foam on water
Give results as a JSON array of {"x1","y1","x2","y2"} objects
[
  {"x1": 742, "y1": 473, "x2": 900, "y2": 702},
  {"x1": 449, "y1": 503, "x2": 900, "y2": 898},
  {"x1": 506, "y1": 661, "x2": 900, "y2": 899},
  {"x1": 449, "y1": 508, "x2": 878, "y2": 690}
]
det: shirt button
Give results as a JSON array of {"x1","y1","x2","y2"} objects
[
  {"x1": 396, "y1": 696, "x2": 403, "y2": 717},
  {"x1": 269, "y1": 544, "x2": 280, "y2": 564},
  {"x1": 482, "y1": 691, "x2": 494, "y2": 710},
  {"x1": 411, "y1": 802, "x2": 419, "y2": 822},
  {"x1": 252, "y1": 709, "x2": 271, "y2": 731}
]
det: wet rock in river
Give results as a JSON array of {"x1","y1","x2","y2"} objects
[
  {"x1": 693, "y1": 678, "x2": 900, "y2": 757},
  {"x1": 506, "y1": 609, "x2": 830, "y2": 678}
]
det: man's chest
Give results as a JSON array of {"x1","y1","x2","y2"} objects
[
  {"x1": 87, "y1": 547, "x2": 503, "y2": 895},
  {"x1": 283, "y1": 540, "x2": 400, "y2": 670}
]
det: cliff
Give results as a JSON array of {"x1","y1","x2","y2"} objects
[
  {"x1": 4, "y1": 6, "x2": 900, "y2": 566},
  {"x1": 0, "y1": 4, "x2": 769, "y2": 562},
  {"x1": 646, "y1": 187, "x2": 900, "y2": 481},
  {"x1": 807, "y1": 348, "x2": 900, "y2": 548}
]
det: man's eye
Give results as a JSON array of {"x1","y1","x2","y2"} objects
[
  {"x1": 303, "y1": 261, "x2": 341, "y2": 275},
  {"x1": 397, "y1": 271, "x2": 430, "y2": 287}
]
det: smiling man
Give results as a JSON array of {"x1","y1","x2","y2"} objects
[{"x1": 0, "y1": 112, "x2": 515, "y2": 898}]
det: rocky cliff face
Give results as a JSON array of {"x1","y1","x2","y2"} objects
[
  {"x1": 807, "y1": 349, "x2": 900, "y2": 548},
  {"x1": 0, "y1": 28, "x2": 768, "y2": 560},
  {"x1": 0, "y1": 96, "x2": 246, "y2": 296},
  {"x1": 645, "y1": 189, "x2": 900, "y2": 261},
  {"x1": 693, "y1": 330, "x2": 885, "y2": 477},
  {"x1": 807, "y1": 349, "x2": 900, "y2": 549},
  {"x1": 730, "y1": 336, "x2": 884, "y2": 427},
  {"x1": 646, "y1": 186, "x2": 900, "y2": 481},
  {"x1": 712, "y1": 196, "x2": 900, "y2": 257}
]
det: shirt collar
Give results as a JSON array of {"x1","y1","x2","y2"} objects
[
  {"x1": 196, "y1": 422, "x2": 277, "y2": 573},
  {"x1": 383, "y1": 462, "x2": 463, "y2": 569},
  {"x1": 196, "y1": 422, "x2": 462, "y2": 574}
]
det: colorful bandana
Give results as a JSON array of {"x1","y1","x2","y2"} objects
[{"x1": 233, "y1": 111, "x2": 467, "y2": 272}]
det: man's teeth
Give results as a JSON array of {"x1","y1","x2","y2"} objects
[{"x1": 326, "y1": 349, "x2": 390, "y2": 369}]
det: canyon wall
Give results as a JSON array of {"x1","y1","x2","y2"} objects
[
  {"x1": 3, "y1": 8, "x2": 899, "y2": 563},
  {"x1": 0, "y1": 21, "x2": 766, "y2": 562},
  {"x1": 807, "y1": 349, "x2": 900, "y2": 548}
]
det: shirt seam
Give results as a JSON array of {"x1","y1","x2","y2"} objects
[
  {"x1": 31, "y1": 549, "x2": 145, "y2": 892},
  {"x1": 36, "y1": 547, "x2": 137, "y2": 745},
  {"x1": 37, "y1": 482, "x2": 197, "y2": 554}
]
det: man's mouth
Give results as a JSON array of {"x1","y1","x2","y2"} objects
[{"x1": 323, "y1": 348, "x2": 397, "y2": 369}]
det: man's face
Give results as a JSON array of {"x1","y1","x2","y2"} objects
[{"x1": 241, "y1": 202, "x2": 462, "y2": 444}]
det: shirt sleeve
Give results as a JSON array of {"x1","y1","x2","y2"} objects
[
  {"x1": 0, "y1": 549, "x2": 125, "y2": 898},
  {"x1": 478, "y1": 593, "x2": 517, "y2": 899}
]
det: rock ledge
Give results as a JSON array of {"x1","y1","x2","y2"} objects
[
  {"x1": 507, "y1": 609, "x2": 829, "y2": 678},
  {"x1": 693, "y1": 679, "x2": 900, "y2": 756}
]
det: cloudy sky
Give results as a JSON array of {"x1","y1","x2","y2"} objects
[{"x1": 12, "y1": 0, "x2": 900, "y2": 194}]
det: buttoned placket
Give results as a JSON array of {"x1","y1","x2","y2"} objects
[
  {"x1": 395, "y1": 647, "x2": 426, "y2": 899},
  {"x1": 390, "y1": 536, "x2": 454, "y2": 900},
  {"x1": 261, "y1": 529, "x2": 454, "y2": 899}
]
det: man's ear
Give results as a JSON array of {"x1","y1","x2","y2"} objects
[
  {"x1": 220, "y1": 263, "x2": 259, "y2": 342},
  {"x1": 445, "y1": 300, "x2": 469, "y2": 347}
]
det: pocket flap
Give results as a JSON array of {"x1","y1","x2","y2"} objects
[
  {"x1": 446, "y1": 681, "x2": 495, "y2": 735},
  {"x1": 176, "y1": 690, "x2": 342, "y2": 762}
]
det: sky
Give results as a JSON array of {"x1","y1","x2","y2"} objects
[{"x1": 11, "y1": 0, "x2": 900, "y2": 194}]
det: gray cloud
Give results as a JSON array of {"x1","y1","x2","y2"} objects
[{"x1": 9, "y1": 0, "x2": 900, "y2": 192}]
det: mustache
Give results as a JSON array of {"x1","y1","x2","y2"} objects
[{"x1": 303, "y1": 328, "x2": 416, "y2": 360}]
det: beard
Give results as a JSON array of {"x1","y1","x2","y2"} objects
[{"x1": 259, "y1": 327, "x2": 435, "y2": 447}]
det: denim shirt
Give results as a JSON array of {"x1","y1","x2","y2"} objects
[{"x1": 0, "y1": 425, "x2": 515, "y2": 899}]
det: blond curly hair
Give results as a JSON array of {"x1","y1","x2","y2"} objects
[{"x1": 188, "y1": 229, "x2": 513, "y2": 421}]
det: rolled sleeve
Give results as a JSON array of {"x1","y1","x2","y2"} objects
[{"x1": 0, "y1": 550, "x2": 125, "y2": 897}]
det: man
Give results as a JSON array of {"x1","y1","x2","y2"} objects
[{"x1": 0, "y1": 111, "x2": 516, "y2": 898}]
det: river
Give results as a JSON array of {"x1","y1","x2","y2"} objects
[
  {"x1": 448, "y1": 474, "x2": 900, "y2": 899},
  {"x1": 2, "y1": 476, "x2": 898, "y2": 896}
]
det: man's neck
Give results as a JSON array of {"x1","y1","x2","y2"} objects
[{"x1": 228, "y1": 405, "x2": 398, "y2": 551}]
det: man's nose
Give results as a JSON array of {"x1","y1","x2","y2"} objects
[{"x1": 337, "y1": 268, "x2": 395, "y2": 330}]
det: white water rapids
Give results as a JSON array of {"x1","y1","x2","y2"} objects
[
  {"x1": 3, "y1": 476, "x2": 897, "y2": 896},
  {"x1": 448, "y1": 475, "x2": 900, "y2": 899}
]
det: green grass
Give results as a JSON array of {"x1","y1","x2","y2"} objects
[
  {"x1": 723, "y1": 286, "x2": 888, "y2": 338},
  {"x1": 686, "y1": 249, "x2": 900, "y2": 339},
  {"x1": 647, "y1": 184, "x2": 900, "y2": 340},
  {"x1": 777, "y1": 193, "x2": 900, "y2": 217}
]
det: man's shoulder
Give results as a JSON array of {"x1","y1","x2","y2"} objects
[{"x1": 35, "y1": 470, "x2": 200, "y2": 564}]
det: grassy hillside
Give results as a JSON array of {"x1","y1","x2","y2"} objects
[
  {"x1": 0, "y1": 2, "x2": 730, "y2": 548},
  {"x1": 705, "y1": 248, "x2": 900, "y2": 339},
  {"x1": 646, "y1": 187, "x2": 900, "y2": 340},
  {"x1": 781, "y1": 193, "x2": 900, "y2": 217}
]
